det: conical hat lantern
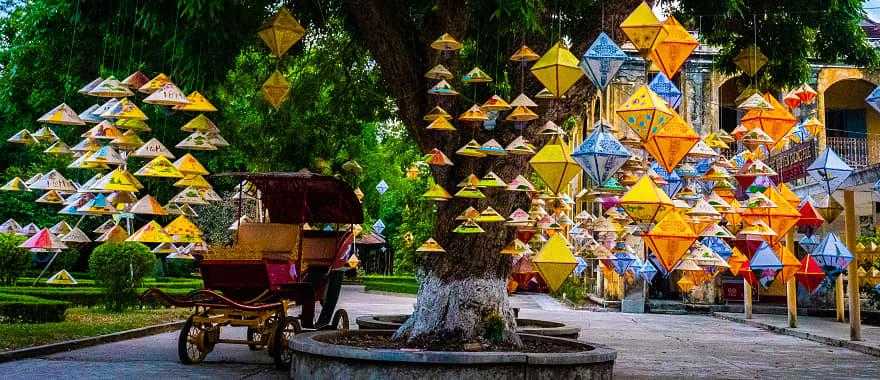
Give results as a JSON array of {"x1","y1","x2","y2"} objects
[
  {"x1": 164, "y1": 215, "x2": 203, "y2": 243},
  {"x1": 619, "y1": 176, "x2": 674, "y2": 224},
  {"x1": 132, "y1": 138, "x2": 175, "y2": 159},
  {"x1": 61, "y1": 227, "x2": 91, "y2": 243},
  {"x1": 138, "y1": 73, "x2": 171, "y2": 94},
  {"x1": 78, "y1": 77, "x2": 103, "y2": 94},
  {"x1": 1, "y1": 177, "x2": 29, "y2": 192},
  {"x1": 19, "y1": 228, "x2": 67, "y2": 251},
  {"x1": 96, "y1": 225, "x2": 129, "y2": 242},
  {"x1": 88, "y1": 76, "x2": 134, "y2": 97},
  {"x1": 643, "y1": 114, "x2": 699, "y2": 172},
  {"x1": 37, "y1": 103, "x2": 85, "y2": 126},
  {"x1": 425, "y1": 64, "x2": 454, "y2": 80},
  {"x1": 261, "y1": 70, "x2": 291, "y2": 110},
  {"x1": 173, "y1": 153, "x2": 209, "y2": 175},
  {"x1": 143, "y1": 82, "x2": 190, "y2": 106},
  {"x1": 135, "y1": 156, "x2": 185, "y2": 178},
  {"x1": 46, "y1": 269, "x2": 77, "y2": 285},
  {"x1": 529, "y1": 136, "x2": 580, "y2": 195},
  {"x1": 101, "y1": 98, "x2": 148, "y2": 120},
  {"x1": 620, "y1": 1, "x2": 666, "y2": 55},
  {"x1": 121, "y1": 71, "x2": 150, "y2": 89},
  {"x1": 530, "y1": 41, "x2": 582, "y2": 98},
  {"x1": 643, "y1": 211, "x2": 698, "y2": 271},
  {"x1": 617, "y1": 85, "x2": 675, "y2": 142},
  {"x1": 741, "y1": 94, "x2": 797, "y2": 145},
  {"x1": 258, "y1": 7, "x2": 306, "y2": 57},
  {"x1": 742, "y1": 186, "x2": 801, "y2": 244},
  {"x1": 174, "y1": 91, "x2": 218, "y2": 112},
  {"x1": 532, "y1": 234, "x2": 577, "y2": 292},
  {"x1": 416, "y1": 238, "x2": 446, "y2": 253},
  {"x1": 127, "y1": 220, "x2": 173, "y2": 243},
  {"x1": 649, "y1": 16, "x2": 698, "y2": 78}
]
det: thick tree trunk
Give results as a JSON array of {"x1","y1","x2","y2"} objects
[{"x1": 341, "y1": 0, "x2": 646, "y2": 346}]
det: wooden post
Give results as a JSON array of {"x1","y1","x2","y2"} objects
[
  {"x1": 836, "y1": 276, "x2": 846, "y2": 322},
  {"x1": 786, "y1": 231, "x2": 798, "y2": 328},
  {"x1": 743, "y1": 278, "x2": 753, "y2": 319},
  {"x1": 843, "y1": 190, "x2": 861, "y2": 341}
]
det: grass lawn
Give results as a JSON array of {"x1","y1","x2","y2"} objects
[{"x1": 0, "y1": 307, "x2": 191, "y2": 352}]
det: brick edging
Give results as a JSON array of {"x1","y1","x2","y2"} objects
[
  {"x1": 0, "y1": 320, "x2": 184, "y2": 363},
  {"x1": 712, "y1": 312, "x2": 880, "y2": 358}
]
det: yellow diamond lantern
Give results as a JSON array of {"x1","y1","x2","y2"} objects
[
  {"x1": 733, "y1": 45, "x2": 768, "y2": 77},
  {"x1": 258, "y1": 7, "x2": 306, "y2": 58},
  {"x1": 642, "y1": 113, "x2": 699, "y2": 172},
  {"x1": 617, "y1": 85, "x2": 675, "y2": 142},
  {"x1": 620, "y1": 1, "x2": 666, "y2": 55},
  {"x1": 619, "y1": 176, "x2": 674, "y2": 224},
  {"x1": 643, "y1": 211, "x2": 697, "y2": 271},
  {"x1": 529, "y1": 136, "x2": 581, "y2": 195},
  {"x1": 262, "y1": 70, "x2": 291, "y2": 110},
  {"x1": 649, "y1": 16, "x2": 698, "y2": 78},
  {"x1": 530, "y1": 41, "x2": 583, "y2": 98},
  {"x1": 532, "y1": 234, "x2": 577, "y2": 292}
]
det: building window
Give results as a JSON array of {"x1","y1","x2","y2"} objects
[{"x1": 826, "y1": 108, "x2": 866, "y2": 138}]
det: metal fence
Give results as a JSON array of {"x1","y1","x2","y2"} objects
[{"x1": 825, "y1": 136, "x2": 880, "y2": 169}]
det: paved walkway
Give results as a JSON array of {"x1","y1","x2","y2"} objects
[
  {"x1": 716, "y1": 312, "x2": 880, "y2": 357},
  {"x1": 2, "y1": 286, "x2": 879, "y2": 378}
]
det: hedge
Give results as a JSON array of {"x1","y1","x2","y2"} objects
[
  {"x1": 0, "y1": 287, "x2": 196, "y2": 307},
  {"x1": 0, "y1": 293, "x2": 70, "y2": 323},
  {"x1": 363, "y1": 281, "x2": 420, "y2": 295}
]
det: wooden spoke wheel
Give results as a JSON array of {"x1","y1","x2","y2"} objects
[
  {"x1": 178, "y1": 314, "x2": 214, "y2": 364},
  {"x1": 247, "y1": 316, "x2": 274, "y2": 351},
  {"x1": 331, "y1": 309, "x2": 350, "y2": 331},
  {"x1": 272, "y1": 316, "x2": 302, "y2": 370}
]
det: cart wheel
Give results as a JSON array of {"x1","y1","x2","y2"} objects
[
  {"x1": 178, "y1": 314, "x2": 210, "y2": 364},
  {"x1": 272, "y1": 316, "x2": 301, "y2": 370},
  {"x1": 246, "y1": 326, "x2": 267, "y2": 351},
  {"x1": 331, "y1": 309, "x2": 350, "y2": 330}
]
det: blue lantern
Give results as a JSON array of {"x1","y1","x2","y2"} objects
[
  {"x1": 806, "y1": 148, "x2": 852, "y2": 196},
  {"x1": 649, "y1": 73, "x2": 682, "y2": 108},
  {"x1": 812, "y1": 233, "x2": 854, "y2": 272},
  {"x1": 572, "y1": 121, "x2": 631, "y2": 185},
  {"x1": 580, "y1": 32, "x2": 627, "y2": 91}
]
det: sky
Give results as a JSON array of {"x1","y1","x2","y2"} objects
[{"x1": 867, "y1": 0, "x2": 880, "y2": 22}]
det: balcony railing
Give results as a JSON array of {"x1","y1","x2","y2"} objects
[{"x1": 825, "y1": 136, "x2": 880, "y2": 169}]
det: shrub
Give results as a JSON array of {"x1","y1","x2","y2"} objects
[
  {"x1": 88, "y1": 242, "x2": 157, "y2": 311},
  {"x1": 0, "y1": 293, "x2": 69, "y2": 323},
  {"x1": 0, "y1": 234, "x2": 30, "y2": 285},
  {"x1": 0, "y1": 286, "x2": 196, "y2": 307}
]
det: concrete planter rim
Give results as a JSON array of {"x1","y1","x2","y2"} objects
[{"x1": 291, "y1": 329, "x2": 617, "y2": 365}]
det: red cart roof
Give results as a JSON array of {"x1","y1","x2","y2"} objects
[{"x1": 216, "y1": 171, "x2": 363, "y2": 224}]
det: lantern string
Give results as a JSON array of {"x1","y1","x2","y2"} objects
[
  {"x1": 62, "y1": 0, "x2": 81, "y2": 103},
  {"x1": 170, "y1": 1, "x2": 180, "y2": 81},
  {"x1": 127, "y1": 0, "x2": 139, "y2": 73}
]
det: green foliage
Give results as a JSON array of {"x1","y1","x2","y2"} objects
[
  {"x1": 88, "y1": 242, "x2": 156, "y2": 311},
  {"x1": 549, "y1": 275, "x2": 592, "y2": 305},
  {"x1": 0, "y1": 293, "x2": 69, "y2": 323},
  {"x1": 0, "y1": 234, "x2": 30, "y2": 286},
  {"x1": 0, "y1": 286, "x2": 196, "y2": 307},
  {"x1": 41, "y1": 247, "x2": 81, "y2": 274},
  {"x1": 482, "y1": 311, "x2": 505, "y2": 343},
  {"x1": 363, "y1": 274, "x2": 420, "y2": 294},
  {"x1": 674, "y1": 0, "x2": 880, "y2": 88}
]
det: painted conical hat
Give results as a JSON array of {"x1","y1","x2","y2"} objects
[
  {"x1": 115, "y1": 118, "x2": 151, "y2": 132},
  {"x1": 206, "y1": 132, "x2": 229, "y2": 147},
  {"x1": 424, "y1": 64, "x2": 454, "y2": 80},
  {"x1": 198, "y1": 188, "x2": 222, "y2": 202},
  {"x1": 68, "y1": 153, "x2": 110, "y2": 170},
  {"x1": 82, "y1": 120, "x2": 123, "y2": 140},
  {"x1": 135, "y1": 156, "x2": 185, "y2": 178},
  {"x1": 85, "y1": 145, "x2": 125, "y2": 166},
  {"x1": 46, "y1": 269, "x2": 77, "y2": 285},
  {"x1": 173, "y1": 91, "x2": 217, "y2": 112},
  {"x1": 152, "y1": 242, "x2": 178, "y2": 254},
  {"x1": 88, "y1": 76, "x2": 134, "y2": 97},
  {"x1": 107, "y1": 191, "x2": 137, "y2": 205},
  {"x1": 174, "y1": 175, "x2": 212, "y2": 189},
  {"x1": 423, "y1": 106, "x2": 451, "y2": 121},
  {"x1": 510, "y1": 93, "x2": 538, "y2": 107},
  {"x1": 121, "y1": 71, "x2": 150, "y2": 89},
  {"x1": 176, "y1": 132, "x2": 217, "y2": 150},
  {"x1": 36, "y1": 190, "x2": 65, "y2": 204},
  {"x1": 48, "y1": 221, "x2": 72, "y2": 235},
  {"x1": 77, "y1": 193, "x2": 116, "y2": 215},
  {"x1": 128, "y1": 195, "x2": 167, "y2": 215},
  {"x1": 60, "y1": 227, "x2": 91, "y2": 243},
  {"x1": 7, "y1": 129, "x2": 38, "y2": 144},
  {"x1": 30, "y1": 170, "x2": 76, "y2": 192},
  {"x1": 172, "y1": 153, "x2": 208, "y2": 175},
  {"x1": 78, "y1": 77, "x2": 103, "y2": 94},
  {"x1": 164, "y1": 215, "x2": 203, "y2": 240},
  {"x1": 70, "y1": 138, "x2": 101, "y2": 153},
  {"x1": 96, "y1": 225, "x2": 129, "y2": 242},
  {"x1": 100, "y1": 98, "x2": 148, "y2": 120},
  {"x1": 44, "y1": 141, "x2": 73, "y2": 156},
  {"x1": 1, "y1": 177, "x2": 29, "y2": 192},
  {"x1": 91, "y1": 168, "x2": 139, "y2": 192},
  {"x1": 481, "y1": 94, "x2": 512, "y2": 111},
  {"x1": 93, "y1": 218, "x2": 116, "y2": 234},
  {"x1": 0, "y1": 219, "x2": 22, "y2": 233},
  {"x1": 180, "y1": 114, "x2": 219, "y2": 132},
  {"x1": 19, "y1": 223, "x2": 40, "y2": 236},
  {"x1": 143, "y1": 82, "x2": 190, "y2": 106},
  {"x1": 20, "y1": 228, "x2": 67, "y2": 251},
  {"x1": 92, "y1": 98, "x2": 119, "y2": 116},
  {"x1": 111, "y1": 130, "x2": 145, "y2": 150},
  {"x1": 416, "y1": 238, "x2": 446, "y2": 253},
  {"x1": 132, "y1": 138, "x2": 175, "y2": 159},
  {"x1": 77, "y1": 104, "x2": 104, "y2": 124},
  {"x1": 170, "y1": 187, "x2": 208, "y2": 205},
  {"x1": 138, "y1": 73, "x2": 171, "y2": 94},
  {"x1": 127, "y1": 220, "x2": 173, "y2": 243},
  {"x1": 32, "y1": 126, "x2": 59, "y2": 142}
]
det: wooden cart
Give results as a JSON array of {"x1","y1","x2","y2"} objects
[{"x1": 142, "y1": 172, "x2": 363, "y2": 369}]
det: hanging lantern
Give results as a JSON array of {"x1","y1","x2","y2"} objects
[
  {"x1": 806, "y1": 148, "x2": 853, "y2": 196},
  {"x1": 261, "y1": 70, "x2": 291, "y2": 110},
  {"x1": 616, "y1": 85, "x2": 675, "y2": 142},
  {"x1": 643, "y1": 114, "x2": 699, "y2": 172},
  {"x1": 571, "y1": 121, "x2": 631, "y2": 185},
  {"x1": 530, "y1": 41, "x2": 583, "y2": 98},
  {"x1": 733, "y1": 45, "x2": 768, "y2": 77},
  {"x1": 258, "y1": 7, "x2": 306, "y2": 58},
  {"x1": 529, "y1": 136, "x2": 580, "y2": 195},
  {"x1": 579, "y1": 32, "x2": 627, "y2": 91},
  {"x1": 649, "y1": 16, "x2": 698, "y2": 78},
  {"x1": 619, "y1": 1, "x2": 665, "y2": 56}
]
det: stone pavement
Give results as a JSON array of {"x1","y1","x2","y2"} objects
[
  {"x1": 716, "y1": 312, "x2": 880, "y2": 357},
  {"x1": 1, "y1": 286, "x2": 879, "y2": 379}
]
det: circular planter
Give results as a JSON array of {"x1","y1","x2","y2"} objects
[
  {"x1": 290, "y1": 330, "x2": 616, "y2": 379},
  {"x1": 356, "y1": 314, "x2": 580, "y2": 339}
]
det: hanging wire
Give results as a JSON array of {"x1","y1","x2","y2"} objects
[
  {"x1": 62, "y1": 0, "x2": 81, "y2": 102},
  {"x1": 127, "y1": 0, "x2": 139, "y2": 73}
]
